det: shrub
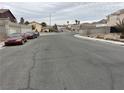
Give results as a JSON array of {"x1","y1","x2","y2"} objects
[{"x1": 116, "y1": 19, "x2": 124, "y2": 38}]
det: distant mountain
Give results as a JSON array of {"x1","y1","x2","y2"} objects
[
  {"x1": 110, "y1": 9, "x2": 124, "y2": 15},
  {"x1": 92, "y1": 19, "x2": 107, "y2": 24}
]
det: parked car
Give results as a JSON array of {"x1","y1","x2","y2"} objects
[
  {"x1": 34, "y1": 31, "x2": 40, "y2": 37},
  {"x1": 4, "y1": 33, "x2": 27, "y2": 46},
  {"x1": 24, "y1": 32, "x2": 38, "y2": 39}
]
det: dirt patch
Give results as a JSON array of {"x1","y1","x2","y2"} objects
[{"x1": 81, "y1": 33, "x2": 124, "y2": 43}]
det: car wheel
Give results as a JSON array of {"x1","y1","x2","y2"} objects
[
  {"x1": 25, "y1": 39, "x2": 27, "y2": 42},
  {"x1": 5, "y1": 44, "x2": 8, "y2": 46},
  {"x1": 32, "y1": 36, "x2": 35, "y2": 39}
]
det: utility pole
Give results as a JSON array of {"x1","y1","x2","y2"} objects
[{"x1": 49, "y1": 13, "x2": 51, "y2": 26}]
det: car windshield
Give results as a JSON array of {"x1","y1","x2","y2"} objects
[{"x1": 27, "y1": 32, "x2": 33, "y2": 34}]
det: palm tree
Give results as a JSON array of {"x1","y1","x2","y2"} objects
[
  {"x1": 75, "y1": 20, "x2": 78, "y2": 25},
  {"x1": 53, "y1": 24, "x2": 58, "y2": 32},
  {"x1": 67, "y1": 21, "x2": 69, "y2": 25},
  {"x1": 19, "y1": 17, "x2": 24, "y2": 24}
]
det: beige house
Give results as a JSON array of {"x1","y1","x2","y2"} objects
[
  {"x1": 107, "y1": 9, "x2": 124, "y2": 27},
  {"x1": 29, "y1": 21, "x2": 44, "y2": 32}
]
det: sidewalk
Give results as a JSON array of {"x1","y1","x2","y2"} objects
[
  {"x1": 74, "y1": 34, "x2": 124, "y2": 46},
  {"x1": 0, "y1": 42, "x2": 4, "y2": 49}
]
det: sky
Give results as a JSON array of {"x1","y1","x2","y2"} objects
[{"x1": 0, "y1": 2, "x2": 124, "y2": 25}]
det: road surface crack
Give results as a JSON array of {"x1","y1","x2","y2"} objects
[
  {"x1": 18, "y1": 49, "x2": 39, "y2": 90},
  {"x1": 102, "y1": 63, "x2": 115, "y2": 90}
]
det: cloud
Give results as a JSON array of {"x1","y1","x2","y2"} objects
[{"x1": 0, "y1": 2, "x2": 124, "y2": 25}]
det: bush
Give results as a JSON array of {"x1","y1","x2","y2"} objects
[
  {"x1": 49, "y1": 24, "x2": 58, "y2": 32},
  {"x1": 96, "y1": 34, "x2": 104, "y2": 39},
  {"x1": 116, "y1": 19, "x2": 124, "y2": 39},
  {"x1": 49, "y1": 28, "x2": 54, "y2": 32}
]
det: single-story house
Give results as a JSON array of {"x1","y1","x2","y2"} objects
[
  {"x1": 0, "y1": 9, "x2": 17, "y2": 23},
  {"x1": 107, "y1": 9, "x2": 124, "y2": 27}
]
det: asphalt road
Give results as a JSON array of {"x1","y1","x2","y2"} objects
[{"x1": 0, "y1": 32, "x2": 124, "y2": 90}]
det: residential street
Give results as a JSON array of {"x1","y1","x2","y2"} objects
[{"x1": 1, "y1": 32, "x2": 124, "y2": 90}]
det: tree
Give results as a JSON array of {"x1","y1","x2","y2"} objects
[
  {"x1": 67, "y1": 21, "x2": 69, "y2": 25},
  {"x1": 116, "y1": 19, "x2": 124, "y2": 39},
  {"x1": 24, "y1": 21, "x2": 29, "y2": 25},
  {"x1": 19, "y1": 17, "x2": 24, "y2": 24},
  {"x1": 53, "y1": 24, "x2": 58, "y2": 32},
  {"x1": 41, "y1": 22, "x2": 47, "y2": 27},
  {"x1": 49, "y1": 24, "x2": 58, "y2": 32}
]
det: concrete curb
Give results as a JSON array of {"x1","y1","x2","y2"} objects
[
  {"x1": 0, "y1": 42, "x2": 4, "y2": 49},
  {"x1": 74, "y1": 34, "x2": 124, "y2": 46}
]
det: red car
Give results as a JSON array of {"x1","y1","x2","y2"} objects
[
  {"x1": 4, "y1": 33, "x2": 27, "y2": 46},
  {"x1": 23, "y1": 32, "x2": 35, "y2": 39}
]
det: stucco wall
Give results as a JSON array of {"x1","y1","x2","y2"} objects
[
  {"x1": 0, "y1": 19, "x2": 7, "y2": 41},
  {"x1": 8, "y1": 21, "x2": 32, "y2": 34},
  {"x1": 79, "y1": 26, "x2": 110, "y2": 36},
  {"x1": 0, "y1": 18, "x2": 32, "y2": 41},
  {"x1": 20, "y1": 25, "x2": 32, "y2": 33},
  {"x1": 0, "y1": 25, "x2": 5, "y2": 33}
]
